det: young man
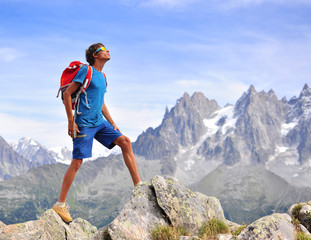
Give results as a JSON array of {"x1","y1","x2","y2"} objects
[{"x1": 52, "y1": 43, "x2": 142, "y2": 223}]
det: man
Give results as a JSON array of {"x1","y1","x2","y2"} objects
[{"x1": 52, "y1": 43, "x2": 142, "y2": 223}]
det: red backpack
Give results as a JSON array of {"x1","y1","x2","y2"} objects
[{"x1": 57, "y1": 61, "x2": 93, "y2": 112}]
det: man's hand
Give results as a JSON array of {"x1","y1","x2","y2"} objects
[
  {"x1": 112, "y1": 123, "x2": 122, "y2": 133},
  {"x1": 68, "y1": 121, "x2": 80, "y2": 139}
]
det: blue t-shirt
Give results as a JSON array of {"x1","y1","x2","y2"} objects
[{"x1": 73, "y1": 65, "x2": 107, "y2": 127}]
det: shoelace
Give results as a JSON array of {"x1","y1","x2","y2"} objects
[{"x1": 64, "y1": 203, "x2": 70, "y2": 211}]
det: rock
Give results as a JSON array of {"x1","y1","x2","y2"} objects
[
  {"x1": 100, "y1": 182, "x2": 169, "y2": 240},
  {"x1": 0, "y1": 209, "x2": 97, "y2": 240},
  {"x1": 151, "y1": 175, "x2": 226, "y2": 234},
  {"x1": 218, "y1": 233, "x2": 234, "y2": 240},
  {"x1": 179, "y1": 236, "x2": 200, "y2": 240},
  {"x1": 237, "y1": 213, "x2": 296, "y2": 240},
  {"x1": 288, "y1": 201, "x2": 311, "y2": 232},
  {"x1": 299, "y1": 204, "x2": 311, "y2": 232}
]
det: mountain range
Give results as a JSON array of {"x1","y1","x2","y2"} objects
[
  {"x1": 133, "y1": 84, "x2": 311, "y2": 187},
  {"x1": 0, "y1": 84, "x2": 311, "y2": 228}
]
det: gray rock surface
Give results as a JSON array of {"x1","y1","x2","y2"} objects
[
  {"x1": 0, "y1": 209, "x2": 97, "y2": 240},
  {"x1": 12, "y1": 137, "x2": 57, "y2": 168},
  {"x1": 237, "y1": 213, "x2": 296, "y2": 240},
  {"x1": 133, "y1": 92, "x2": 219, "y2": 160},
  {"x1": 151, "y1": 175, "x2": 226, "y2": 234},
  {"x1": 0, "y1": 136, "x2": 30, "y2": 180},
  {"x1": 101, "y1": 182, "x2": 169, "y2": 240},
  {"x1": 1, "y1": 176, "x2": 311, "y2": 240}
]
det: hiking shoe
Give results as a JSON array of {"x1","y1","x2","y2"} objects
[{"x1": 52, "y1": 203, "x2": 73, "y2": 223}]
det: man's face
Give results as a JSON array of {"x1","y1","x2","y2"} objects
[{"x1": 94, "y1": 45, "x2": 110, "y2": 61}]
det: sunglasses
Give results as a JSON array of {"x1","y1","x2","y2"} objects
[{"x1": 94, "y1": 46, "x2": 107, "y2": 54}]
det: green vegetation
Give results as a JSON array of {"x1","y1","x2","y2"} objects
[
  {"x1": 151, "y1": 219, "x2": 230, "y2": 240},
  {"x1": 296, "y1": 232, "x2": 311, "y2": 240},
  {"x1": 199, "y1": 218, "x2": 229, "y2": 239},
  {"x1": 293, "y1": 203, "x2": 303, "y2": 219},
  {"x1": 151, "y1": 225, "x2": 189, "y2": 240},
  {"x1": 292, "y1": 209, "x2": 311, "y2": 240},
  {"x1": 232, "y1": 222, "x2": 247, "y2": 236},
  {"x1": 291, "y1": 202, "x2": 311, "y2": 235}
]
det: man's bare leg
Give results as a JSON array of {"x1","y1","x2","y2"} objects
[
  {"x1": 52, "y1": 159, "x2": 82, "y2": 223},
  {"x1": 58, "y1": 159, "x2": 83, "y2": 202},
  {"x1": 114, "y1": 135, "x2": 141, "y2": 186}
]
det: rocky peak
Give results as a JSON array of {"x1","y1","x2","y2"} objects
[
  {"x1": 12, "y1": 137, "x2": 56, "y2": 168},
  {"x1": 235, "y1": 85, "x2": 285, "y2": 117},
  {"x1": 133, "y1": 92, "x2": 219, "y2": 160},
  {"x1": 13, "y1": 137, "x2": 42, "y2": 155},
  {"x1": 300, "y1": 84, "x2": 311, "y2": 98},
  {"x1": 234, "y1": 85, "x2": 257, "y2": 116},
  {"x1": 232, "y1": 85, "x2": 287, "y2": 164},
  {"x1": 287, "y1": 84, "x2": 311, "y2": 122},
  {"x1": 168, "y1": 92, "x2": 219, "y2": 119},
  {"x1": 0, "y1": 136, "x2": 31, "y2": 180},
  {"x1": 268, "y1": 89, "x2": 278, "y2": 101}
]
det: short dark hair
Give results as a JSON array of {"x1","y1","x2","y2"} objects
[{"x1": 85, "y1": 43, "x2": 104, "y2": 66}]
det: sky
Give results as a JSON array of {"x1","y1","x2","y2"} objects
[{"x1": 0, "y1": 0, "x2": 310, "y2": 149}]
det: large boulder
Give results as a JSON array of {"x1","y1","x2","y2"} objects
[
  {"x1": 151, "y1": 175, "x2": 226, "y2": 234},
  {"x1": 237, "y1": 213, "x2": 296, "y2": 240},
  {"x1": 0, "y1": 209, "x2": 97, "y2": 240},
  {"x1": 100, "y1": 182, "x2": 169, "y2": 240}
]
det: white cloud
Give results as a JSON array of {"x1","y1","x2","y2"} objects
[
  {"x1": 121, "y1": 0, "x2": 311, "y2": 9},
  {"x1": 213, "y1": 0, "x2": 311, "y2": 9},
  {"x1": 175, "y1": 79, "x2": 201, "y2": 87},
  {"x1": 142, "y1": 0, "x2": 197, "y2": 8},
  {"x1": 120, "y1": 0, "x2": 198, "y2": 8},
  {"x1": 0, "y1": 113, "x2": 71, "y2": 148},
  {"x1": 0, "y1": 48, "x2": 20, "y2": 62},
  {"x1": 173, "y1": 77, "x2": 249, "y2": 106},
  {"x1": 107, "y1": 103, "x2": 165, "y2": 141}
]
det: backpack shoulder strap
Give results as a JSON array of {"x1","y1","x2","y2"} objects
[
  {"x1": 102, "y1": 72, "x2": 108, "y2": 87},
  {"x1": 81, "y1": 65, "x2": 92, "y2": 90}
]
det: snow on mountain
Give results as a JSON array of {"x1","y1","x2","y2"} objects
[
  {"x1": 203, "y1": 105, "x2": 237, "y2": 137},
  {"x1": 85, "y1": 141, "x2": 121, "y2": 161},
  {"x1": 48, "y1": 145, "x2": 72, "y2": 165},
  {"x1": 12, "y1": 137, "x2": 57, "y2": 167},
  {"x1": 281, "y1": 120, "x2": 298, "y2": 136},
  {"x1": 12, "y1": 137, "x2": 122, "y2": 166},
  {"x1": 11, "y1": 137, "x2": 40, "y2": 158},
  {"x1": 171, "y1": 104, "x2": 238, "y2": 184},
  {"x1": 133, "y1": 84, "x2": 311, "y2": 187}
]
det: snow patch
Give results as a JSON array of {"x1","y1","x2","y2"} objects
[
  {"x1": 281, "y1": 120, "x2": 298, "y2": 136},
  {"x1": 276, "y1": 146, "x2": 288, "y2": 153},
  {"x1": 85, "y1": 141, "x2": 121, "y2": 161},
  {"x1": 49, "y1": 141, "x2": 122, "y2": 164},
  {"x1": 184, "y1": 159, "x2": 195, "y2": 171},
  {"x1": 284, "y1": 158, "x2": 299, "y2": 166},
  {"x1": 203, "y1": 105, "x2": 237, "y2": 136}
]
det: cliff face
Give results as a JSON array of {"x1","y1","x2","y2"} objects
[{"x1": 0, "y1": 175, "x2": 310, "y2": 240}]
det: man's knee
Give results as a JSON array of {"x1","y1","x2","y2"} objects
[
  {"x1": 71, "y1": 159, "x2": 83, "y2": 171},
  {"x1": 115, "y1": 135, "x2": 131, "y2": 149}
]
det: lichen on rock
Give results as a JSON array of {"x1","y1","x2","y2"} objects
[
  {"x1": 0, "y1": 209, "x2": 97, "y2": 240},
  {"x1": 100, "y1": 182, "x2": 169, "y2": 240},
  {"x1": 237, "y1": 213, "x2": 296, "y2": 240},
  {"x1": 151, "y1": 175, "x2": 226, "y2": 234}
]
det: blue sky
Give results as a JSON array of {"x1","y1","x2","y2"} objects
[{"x1": 0, "y1": 0, "x2": 310, "y2": 148}]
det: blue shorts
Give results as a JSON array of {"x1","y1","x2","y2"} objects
[{"x1": 73, "y1": 121, "x2": 123, "y2": 159}]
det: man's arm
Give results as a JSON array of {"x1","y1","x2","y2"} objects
[
  {"x1": 102, "y1": 99, "x2": 121, "y2": 132},
  {"x1": 63, "y1": 82, "x2": 81, "y2": 138}
]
